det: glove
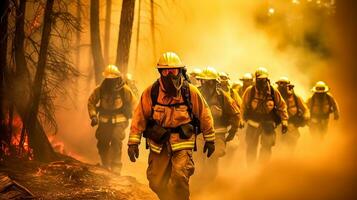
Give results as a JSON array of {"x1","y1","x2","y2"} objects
[
  {"x1": 334, "y1": 114, "x2": 339, "y2": 120},
  {"x1": 128, "y1": 144, "x2": 139, "y2": 162},
  {"x1": 238, "y1": 120, "x2": 245, "y2": 129},
  {"x1": 203, "y1": 141, "x2": 215, "y2": 158},
  {"x1": 91, "y1": 116, "x2": 98, "y2": 127},
  {"x1": 281, "y1": 121, "x2": 288, "y2": 134},
  {"x1": 225, "y1": 129, "x2": 237, "y2": 142}
]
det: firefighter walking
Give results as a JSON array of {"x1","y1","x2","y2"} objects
[
  {"x1": 88, "y1": 64, "x2": 136, "y2": 174},
  {"x1": 241, "y1": 68, "x2": 288, "y2": 165},
  {"x1": 307, "y1": 81, "x2": 340, "y2": 140},
  {"x1": 276, "y1": 77, "x2": 310, "y2": 152},
  {"x1": 127, "y1": 52, "x2": 215, "y2": 200},
  {"x1": 195, "y1": 67, "x2": 241, "y2": 181}
]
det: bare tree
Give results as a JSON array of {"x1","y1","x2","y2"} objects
[
  {"x1": 150, "y1": 0, "x2": 157, "y2": 60},
  {"x1": 26, "y1": 0, "x2": 57, "y2": 162},
  {"x1": 0, "y1": 0, "x2": 9, "y2": 154},
  {"x1": 90, "y1": 0, "x2": 105, "y2": 85},
  {"x1": 115, "y1": 0, "x2": 135, "y2": 74},
  {"x1": 134, "y1": 0, "x2": 141, "y2": 70},
  {"x1": 104, "y1": 0, "x2": 111, "y2": 65}
]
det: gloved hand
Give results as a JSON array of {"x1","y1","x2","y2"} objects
[
  {"x1": 128, "y1": 144, "x2": 139, "y2": 162},
  {"x1": 238, "y1": 120, "x2": 245, "y2": 129},
  {"x1": 281, "y1": 121, "x2": 288, "y2": 134},
  {"x1": 203, "y1": 141, "x2": 215, "y2": 158},
  {"x1": 334, "y1": 113, "x2": 339, "y2": 120},
  {"x1": 225, "y1": 129, "x2": 237, "y2": 142},
  {"x1": 91, "y1": 116, "x2": 98, "y2": 127}
]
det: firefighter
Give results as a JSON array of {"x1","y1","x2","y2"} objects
[
  {"x1": 276, "y1": 77, "x2": 310, "y2": 152},
  {"x1": 195, "y1": 67, "x2": 241, "y2": 181},
  {"x1": 127, "y1": 52, "x2": 215, "y2": 200},
  {"x1": 188, "y1": 68, "x2": 202, "y2": 87},
  {"x1": 238, "y1": 72, "x2": 254, "y2": 97},
  {"x1": 307, "y1": 81, "x2": 340, "y2": 140},
  {"x1": 218, "y1": 72, "x2": 243, "y2": 107},
  {"x1": 241, "y1": 67, "x2": 288, "y2": 165},
  {"x1": 125, "y1": 73, "x2": 140, "y2": 98},
  {"x1": 88, "y1": 64, "x2": 136, "y2": 174}
]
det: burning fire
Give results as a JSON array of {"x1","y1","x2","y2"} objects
[{"x1": 1, "y1": 111, "x2": 33, "y2": 160}]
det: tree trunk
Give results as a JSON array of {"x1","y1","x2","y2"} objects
[
  {"x1": 90, "y1": 0, "x2": 105, "y2": 85},
  {"x1": 150, "y1": 0, "x2": 157, "y2": 60},
  {"x1": 0, "y1": 0, "x2": 9, "y2": 151},
  {"x1": 115, "y1": 0, "x2": 136, "y2": 74},
  {"x1": 104, "y1": 0, "x2": 112, "y2": 65},
  {"x1": 75, "y1": 0, "x2": 81, "y2": 70},
  {"x1": 27, "y1": 0, "x2": 57, "y2": 162},
  {"x1": 134, "y1": 0, "x2": 141, "y2": 70}
]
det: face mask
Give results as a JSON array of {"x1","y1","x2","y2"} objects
[
  {"x1": 277, "y1": 85, "x2": 287, "y2": 97},
  {"x1": 102, "y1": 77, "x2": 122, "y2": 92},
  {"x1": 161, "y1": 73, "x2": 182, "y2": 97},
  {"x1": 256, "y1": 78, "x2": 268, "y2": 92},
  {"x1": 201, "y1": 80, "x2": 217, "y2": 95}
]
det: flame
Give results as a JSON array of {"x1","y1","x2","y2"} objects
[{"x1": 1, "y1": 111, "x2": 33, "y2": 160}]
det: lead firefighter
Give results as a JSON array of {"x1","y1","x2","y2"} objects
[{"x1": 127, "y1": 52, "x2": 215, "y2": 200}]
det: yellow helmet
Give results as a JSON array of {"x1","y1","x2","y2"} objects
[
  {"x1": 196, "y1": 66, "x2": 219, "y2": 80},
  {"x1": 255, "y1": 67, "x2": 269, "y2": 79},
  {"x1": 126, "y1": 73, "x2": 133, "y2": 80},
  {"x1": 189, "y1": 68, "x2": 202, "y2": 77},
  {"x1": 102, "y1": 64, "x2": 121, "y2": 79},
  {"x1": 276, "y1": 76, "x2": 290, "y2": 85},
  {"x1": 240, "y1": 73, "x2": 253, "y2": 81},
  {"x1": 312, "y1": 81, "x2": 329, "y2": 93},
  {"x1": 218, "y1": 72, "x2": 230, "y2": 81},
  {"x1": 157, "y1": 52, "x2": 184, "y2": 69}
]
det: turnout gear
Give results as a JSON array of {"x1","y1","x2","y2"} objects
[
  {"x1": 241, "y1": 70, "x2": 288, "y2": 165},
  {"x1": 307, "y1": 88, "x2": 340, "y2": 140},
  {"x1": 88, "y1": 67, "x2": 136, "y2": 173},
  {"x1": 195, "y1": 75, "x2": 241, "y2": 182},
  {"x1": 157, "y1": 52, "x2": 184, "y2": 69},
  {"x1": 128, "y1": 52, "x2": 214, "y2": 200}
]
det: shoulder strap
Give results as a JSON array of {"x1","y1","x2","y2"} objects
[
  {"x1": 150, "y1": 80, "x2": 160, "y2": 107},
  {"x1": 293, "y1": 93, "x2": 300, "y2": 112},
  {"x1": 181, "y1": 81, "x2": 194, "y2": 119},
  {"x1": 248, "y1": 86, "x2": 255, "y2": 107}
]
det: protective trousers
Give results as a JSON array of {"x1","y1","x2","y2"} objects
[
  {"x1": 245, "y1": 124, "x2": 275, "y2": 166},
  {"x1": 309, "y1": 118, "x2": 329, "y2": 140},
  {"x1": 95, "y1": 121, "x2": 128, "y2": 172},
  {"x1": 147, "y1": 144, "x2": 195, "y2": 200},
  {"x1": 280, "y1": 123, "x2": 300, "y2": 153}
]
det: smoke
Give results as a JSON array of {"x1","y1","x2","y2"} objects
[{"x1": 52, "y1": 0, "x2": 357, "y2": 199}]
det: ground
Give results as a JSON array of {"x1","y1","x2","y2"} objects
[{"x1": 0, "y1": 157, "x2": 157, "y2": 200}]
